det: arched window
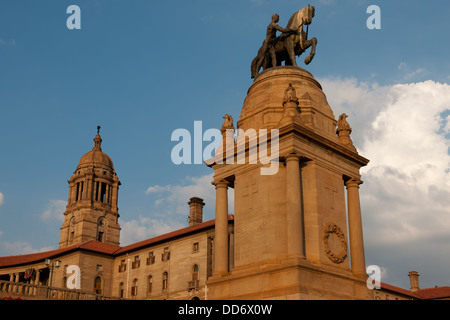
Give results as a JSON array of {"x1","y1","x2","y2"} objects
[
  {"x1": 94, "y1": 276, "x2": 102, "y2": 295},
  {"x1": 162, "y1": 272, "x2": 168, "y2": 290},
  {"x1": 119, "y1": 282, "x2": 124, "y2": 298},
  {"x1": 131, "y1": 279, "x2": 138, "y2": 297},
  {"x1": 147, "y1": 275, "x2": 153, "y2": 296},
  {"x1": 97, "y1": 217, "x2": 107, "y2": 242},
  {"x1": 192, "y1": 264, "x2": 199, "y2": 281}
]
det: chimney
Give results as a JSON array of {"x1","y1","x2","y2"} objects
[
  {"x1": 188, "y1": 197, "x2": 205, "y2": 227},
  {"x1": 408, "y1": 271, "x2": 420, "y2": 292}
]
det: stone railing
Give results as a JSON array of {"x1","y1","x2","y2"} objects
[{"x1": 0, "y1": 280, "x2": 121, "y2": 300}]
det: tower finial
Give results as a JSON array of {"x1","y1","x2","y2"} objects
[{"x1": 93, "y1": 126, "x2": 102, "y2": 151}]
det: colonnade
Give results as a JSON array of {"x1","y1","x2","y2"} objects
[{"x1": 212, "y1": 154, "x2": 366, "y2": 277}]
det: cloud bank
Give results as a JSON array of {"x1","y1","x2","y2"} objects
[{"x1": 321, "y1": 77, "x2": 450, "y2": 288}]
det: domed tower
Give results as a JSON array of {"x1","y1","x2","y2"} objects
[{"x1": 59, "y1": 127, "x2": 121, "y2": 248}]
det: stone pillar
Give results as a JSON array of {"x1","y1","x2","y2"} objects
[
  {"x1": 285, "y1": 154, "x2": 306, "y2": 258},
  {"x1": 111, "y1": 175, "x2": 120, "y2": 213},
  {"x1": 9, "y1": 273, "x2": 14, "y2": 293},
  {"x1": 346, "y1": 178, "x2": 366, "y2": 276},
  {"x1": 213, "y1": 180, "x2": 229, "y2": 276},
  {"x1": 105, "y1": 184, "x2": 110, "y2": 204}
]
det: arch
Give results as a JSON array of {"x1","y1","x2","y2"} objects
[
  {"x1": 94, "y1": 276, "x2": 102, "y2": 295},
  {"x1": 192, "y1": 264, "x2": 199, "y2": 280},
  {"x1": 119, "y1": 282, "x2": 124, "y2": 298},
  {"x1": 147, "y1": 275, "x2": 153, "y2": 296},
  {"x1": 162, "y1": 272, "x2": 169, "y2": 290},
  {"x1": 131, "y1": 278, "x2": 138, "y2": 297}
]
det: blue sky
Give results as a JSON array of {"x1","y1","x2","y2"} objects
[{"x1": 1, "y1": 0, "x2": 449, "y2": 291}]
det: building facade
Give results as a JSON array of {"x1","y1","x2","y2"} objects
[{"x1": 0, "y1": 66, "x2": 448, "y2": 300}]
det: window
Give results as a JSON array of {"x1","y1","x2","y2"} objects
[
  {"x1": 119, "y1": 282, "x2": 124, "y2": 298},
  {"x1": 147, "y1": 275, "x2": 153, "y2": 296},
  {"x1": 192, "y1": 264, "x2": 199, "y2": 280},
  {"x1": 79, "y1": 182, "x2": 84, "y2": 200},
  {"x1": 162, "y1": 247, "x2": 170, "y2": 261},
  {"x1": 131, "y1": 279, "x2": 138, "y2": 297},
  {"x1": 94, "y1": 276, "x2": 102, "y2": 295},
  {"x1": 100, "y1": 182, "x2": 107, "y2": 203},
  {"x1": 96, "y1": 264, "x2": 103, "y2": 271},
  {"x1": 193, "y1": 242, "x2": 199, "y2": 252},
  {"x1": 75, "y1": 182, "x2": 80, "y2": 201},
  {"x1": 147, "y1": 251, "x2": 155, "y2": 265},
  {"x1": 188, "y1": 265, "x2": 199, "y2": 290},
  {"x1": 119, "y1": 260, "x2": 127, "y2": 272},
  {"x1": 162, "y1": 272, "x2": 168, "y2": 290},
  {"x1": 97, "y1": 231, "x2": 104, "y2": 242},
  {"x1": 132, "y1": 256, "x2": 140, "y2": 269}
]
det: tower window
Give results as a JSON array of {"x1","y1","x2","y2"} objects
[
  {"x1": 80, "y1": 182, "x2": 84, "y2": 200},
  {"x1": 75, "y1": 182, "x2": 80, "y2": 202},
  {"x1": 97, "y1": 231, "x2": 104, "y2": 242},
  {"x1": 100, "y1": 182, "x2": 107, "y2": 203}
]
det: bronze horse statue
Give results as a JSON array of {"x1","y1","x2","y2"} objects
[{"x1": 251, "y1": 5, "x2": 317, "y2": 79}]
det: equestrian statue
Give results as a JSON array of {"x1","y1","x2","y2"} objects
[{"x1": 251, "y1": 5, "x2": 317, "y2": 79}]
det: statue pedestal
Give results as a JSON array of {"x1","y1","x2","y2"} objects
[{"x1": 207, "y1": 66, "x2": 370, "y2": 300}]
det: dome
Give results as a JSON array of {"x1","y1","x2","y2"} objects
[
  {"x1": 237, "y1": 66, "x2": 338, "y2": 142},
  {"x1": 77, "y1": 131, "x2": 114, "y2": 170}
]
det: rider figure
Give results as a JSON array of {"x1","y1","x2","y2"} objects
[{"x1": 255, "y1": 13, "x2": 298, "y2": 73}]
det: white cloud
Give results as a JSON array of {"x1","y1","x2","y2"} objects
[
  {"x1": 322, "y1": 77, "x2": 450, "y2": 288},
  {"x1": 397, "y1": 62, "x2": 426, "y2": 81},
  {"x1": 145, "y1": 173, "x2": 222, "y2": 216},
  {"x1": 1, "y1": 241, "x2": 54, "y2": 256},
  {"x1": 41, "y1": 199, "x2": 67, "y2": 221},
  {"x1": 0, "y1": 192, "x2": 4, "y2": 207},
  {"x1": 0, "y1": 39, "x2": 16, "y2": 46},
  {"x1": 119, "y1": 173, "x2": 236, "y2": 246},
  {"x1": 119, "y1": 216, "x2": 185, "y2": 246}
]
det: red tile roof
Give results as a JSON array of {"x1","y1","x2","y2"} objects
[
  {"x1": 380, "y1": 282, "x2": 420, "y2": 299},
  {"x1": 0, "y1": 216, "x2": 234, "y2": 268},
  {"x1": 379, "y1": 282, "x2": 450, "y2": 300},
  {"x1": 114, "y1": 215, "x2": 233, "y2": 255},
  {"x1": 415, "y1": 286, "x2": 450, "y2": 300},
  {"x1": 0, "y1": 241, "x2": 121, "y2": 267}
]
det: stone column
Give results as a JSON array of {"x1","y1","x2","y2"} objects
[
  {"x1": 346, "y1": 178, "x2": 366, "y2": 276},
  {"x1": 111, "y1": 176, "x2": 120, "y2": 213},
  {"x1": 285, "y1": 154, "x2": 306, "y2": 258},
  {"x1": 9, "y1": 273, "x2": 14, "y2": 293},
  {"x1": 213, "y1": 180, "x2": 229, "y2": 276}
]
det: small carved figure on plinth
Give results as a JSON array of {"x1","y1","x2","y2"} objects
[
  {"x1": 336, "y1": 113, "x2": 357, "y2": 151},
  {"x1": 221, "y1": 114, "x2": 234, "y2": 134},
  {"x1": 278, "y1": 83, "x2": 302, "y2": 127}
]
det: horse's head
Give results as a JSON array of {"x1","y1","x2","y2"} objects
[
  {"x1": 303, "y1": 4, "x2": 315, "y2": 26},
  {"x1": 286, "y1": 5, "x2": 315, "y2": 30}
]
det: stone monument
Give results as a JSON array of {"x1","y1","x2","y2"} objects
[{"x1": 206, "y1": 6, "x2": 371, "y2": 299}]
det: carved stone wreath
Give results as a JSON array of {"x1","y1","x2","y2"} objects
[
  {"x1": 98, "y1": 217, "x2": 107, "y2": 230},
  {"x1": 322, "y1": 223, "x2": 347, "y2": 264}
]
